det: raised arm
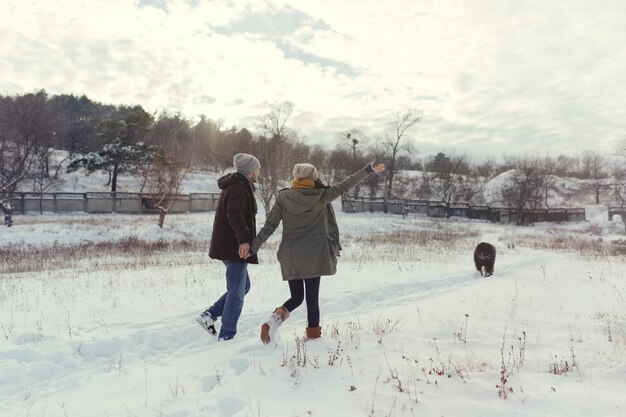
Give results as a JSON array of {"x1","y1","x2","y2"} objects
[
  {"x1": 320, "y1": 162, "x2": 385, "y2": 205},
  {"x1": 250, "y1": 199, "x2": 283, "y2": 253}
]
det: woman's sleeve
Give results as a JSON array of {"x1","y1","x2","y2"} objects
[
  {"x1": 320, "y1": 167, "x2": 370, "y2": 205},
  {"x1": 250, "y1": 200, "x2": 283, "y2": 253}
]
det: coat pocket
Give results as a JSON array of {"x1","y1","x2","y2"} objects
[
  {"x1": 277, "y1": 242, "x2": 290, "y2": 263},
  {"x1": 327, "y1": 237, "x2": 341, "y2": 257}
]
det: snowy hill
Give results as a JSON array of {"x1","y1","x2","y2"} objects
[
  {"x1": 484, "y1": 169, "x2": 614, "y2": 208},
  {"x1": 17, "y1": 150, "x2": 224, "y2": 194}
]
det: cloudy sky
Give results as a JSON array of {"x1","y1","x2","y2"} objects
[{"x1": 1, "y1": 0, "x2": 625, "y2": 158}]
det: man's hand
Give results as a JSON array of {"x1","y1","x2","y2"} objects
[{"x1": 238, "y1": 243, "x2": 250, "y2": 259}]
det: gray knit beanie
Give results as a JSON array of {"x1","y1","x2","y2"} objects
[
  {"x1": 233, "y1": 153, "x2": 261, "y2": 176},
  {"x1": 292, "y1": 163, "x2": 319, "y2": 181}
]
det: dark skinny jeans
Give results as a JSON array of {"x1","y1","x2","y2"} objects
[{"x1": 282, "y1": 277, "x2": 321, "y2": 327}]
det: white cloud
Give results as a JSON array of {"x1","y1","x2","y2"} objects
[{"x1": 1, "y1": 0, "x2": 625, "y2": 158}]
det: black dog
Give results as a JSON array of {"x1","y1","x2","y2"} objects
[{"x1": 474, "y1": 242, "x2": 496, "y2": 277}]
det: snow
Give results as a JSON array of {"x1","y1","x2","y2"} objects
[
  {"x1": 1, "y1": 208, "x2": 625, "y2": 417},
  {"x1": 19, "y1": 150, "x2": 224, "y2": 194},
  {"x1": 3, "y1": 152, "x2": 626, "y2": 415}
]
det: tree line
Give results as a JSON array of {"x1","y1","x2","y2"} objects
[{"x1": 1, "y1": 90, "x2": 625, "y2": 227}]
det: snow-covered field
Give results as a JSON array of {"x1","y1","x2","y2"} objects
[{"x1": 1, "y1": 207, "x2": 625, "y2": 417}]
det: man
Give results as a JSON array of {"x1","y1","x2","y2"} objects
[{"x1": 197, "y1": 153, "x2": 260, "y2": 340}]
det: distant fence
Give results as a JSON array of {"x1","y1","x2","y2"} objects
[
  {"x1": 1, "y1": 192, "x2": 221, "y2": 215},
  {"x1": 608, "y1": 207, "x2": 626, "y2": 221},
  {"x1": 341, "y1": 196, "x2": 587, "y2": 224},
  {"x1": 2, "y1": 192, "x2": 602, "y2": 224}
]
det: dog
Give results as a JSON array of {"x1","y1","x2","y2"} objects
[{"x1": 474, "y1": 242, "x2": 496, "y2": 277}]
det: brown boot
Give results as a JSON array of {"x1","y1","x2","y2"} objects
[
  {"x1": 260, "y1": 306, "x2": 290, "y2": 344},
  {"x1": 305, "y1": 326, "x2": 321, "y2": 340}
]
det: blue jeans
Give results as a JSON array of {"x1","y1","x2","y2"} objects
[
  {"x1": 204, "y1": 260, "x2": 251, "y2": 340},
  {"x1": 283, "y1": 277, "x2": 320, "y2": 327}
]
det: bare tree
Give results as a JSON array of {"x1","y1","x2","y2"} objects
[
  {"x1": 328, "y1": 148, "x2": 352, "y2": 183},
  {"x1": 27, "y1": 100, "x2": 68, "y2": 209},
  {"x1": 143, "y1": 150, "x2": 188, "y2": 228},
  {"x1": 391, "y1": 170, "x2": 412, "y2": 200},
  {"x1": 338, "y1": 129, "x2": 366, "y2": 166},
  {"x1": 338, "y1": 129, "x2": 369, "y2": 196},
  {"x1": 0, "y1": 91, "x2": 54, "y2": 226},
  {"x1": 614, "y1": 163, "x2": 626, "y2": 206},
  {"x1": 581, "y1": 150, "x2": 609, "y2": 204},
  {"x1": 28, "y1": 149, "x2": 68, "y2": 214},
  {"x1": 309, "y1": 144, "x2": 352, "y2": 187},
  {"x1": 500, "y1": 158, "x2": 544, "y2": 225},
  {"x1": 473, "y1": 157, "x2": 497, "y2": 179},
  {"x1": 308, "y1": 145, "x2": 328, "y2": 179},
  {"x1": 380, "y1": 110, "x2": 422, "y2": 199},
  {"x1": 258, "y1": 101, "x2": 294, "y2": 139},
  {"x1": 613, "y1": 139, "x2": 626, "y2": 234},
  {"x1": 255, "y1": 101, "x2": 303, "y2": 212},
  {"x1": 254, "y1": 135, "x2": 308, "y2": 212},
  {"x1": 415, "y1": 170, "x2": 433, "y2": 200},
  {"x1": 142, "y1": 113, "x2": 192, "y2": 228},
  {"x1": 430, "y1": 154, "x2": 475, "y2": 217},
  {"x1": 537, "y1": 156, "x2": 557, "y2": 208}
]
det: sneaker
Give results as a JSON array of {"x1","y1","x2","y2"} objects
[{"x1": 196, "y1": 314, "x2": 217, "y2": 335}]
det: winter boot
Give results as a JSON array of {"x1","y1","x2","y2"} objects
[
  {"x1": 260, "y1": 306, "x2": 289, "y2": 344},
  {"x1": 196, "y1": 313, "x2": 217, "y2": 336},
  {"x1": 305, "y1": 326, "x2": 321, "y2": 340}
]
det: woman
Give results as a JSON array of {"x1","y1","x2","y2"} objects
[{"x1": 249, "y1": 161, "x2": 385, "y2": 344}]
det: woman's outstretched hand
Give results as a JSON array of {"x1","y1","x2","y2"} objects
[{"x1": 369, "y1": 161, "x2": 385, "y2": 174}]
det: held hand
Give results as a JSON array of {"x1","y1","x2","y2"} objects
[
  {"x1": 238, "y1": 243, "x2": 250, "y2": 259},
  {"x1": 369, "y1": 161, "x2": 385, "y2": 174}
]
